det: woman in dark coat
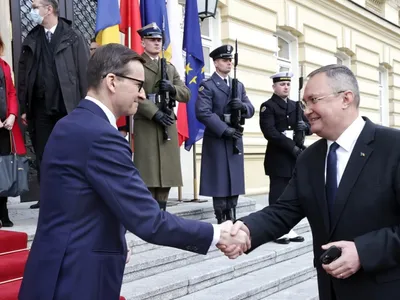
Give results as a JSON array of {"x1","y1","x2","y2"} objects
[{"x1": 0, "y1": 33, "x2": 27, "y2": 227}]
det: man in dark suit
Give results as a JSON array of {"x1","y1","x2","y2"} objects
[
  {"x1": 260, "y1": 71, "x2": 311, "y2": 244},
  {"x1": 196, "y1": 45, "x2": 254, "y2": 224},
  {"x1": 19, "y1": 44, "x2": 249, "y2": 300},
  {"x1": 18, "y1": 0, "x2": 89, "y2": 209},
  {"x1": 221, "y1": 64, "x2": 400, "y2": 300}
]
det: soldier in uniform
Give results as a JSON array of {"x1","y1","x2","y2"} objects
[
  {"x1": 196, "y1": 45, "x2": 255, "y2": 224},
  {"x1": 134, "y1": 23, "x2": 190, "y2": 210},
  {"x1": 260, "y1": 71, "x2": 312, "y2": 244}
]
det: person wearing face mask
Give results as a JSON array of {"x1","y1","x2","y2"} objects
[
  {"x1": 133, "y1": 22, "x2": 190, "y2": 211},
  {"x1": 259, "y1": 71, "x2": 312, "y2": 244},
  {"x1": 18, "y1": 0, "x2": 89, "y2": 209},
  {"x1": 195, "y1": 45, "x2": 255, "y2": 224}
]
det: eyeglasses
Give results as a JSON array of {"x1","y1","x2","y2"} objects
[
  {"x1": 103, "y1": 73, "x2": 144, "y2": 92},
  {"x1": 300, "y1": 91, "x2": 345, "y2": 110}
]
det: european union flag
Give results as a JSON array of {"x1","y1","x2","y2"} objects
[{"x1": 182, "y1": 0, "x2": 205, "y2": 151}]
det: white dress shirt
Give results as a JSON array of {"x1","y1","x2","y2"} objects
[
  {"x1": 45, "y1": 24, "x2": 57, "y2": 35},
  {"x1": 85, "y1": 96, "x2": 221, "y2": 249},
  {"x1": 216, "y1": 72, "x2": 229, "y2": 87},
  {"x1": 325, "y1": 116, "x2": 366, "y2": 186}
]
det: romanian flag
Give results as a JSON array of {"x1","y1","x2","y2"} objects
[
  {"x1": 177, "y1": 0, "x2": 205, "y2": 150},
  {"x1": 95, "y1": 0, "x2": 126, "y2": 129}
]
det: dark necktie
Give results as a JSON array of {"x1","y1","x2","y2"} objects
[
  {"x1": 46, "y1": 31, "x2": 52, "y2": 43},
  {"x1": 223, "y1": 78, "x2": 228, "y2": 85},
  {"x1": 326, "y1": 142, "x2": 339, "y2": 220}
]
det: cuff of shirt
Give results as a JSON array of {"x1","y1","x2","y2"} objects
[{"x1": 209, "y1": 224, "x2": 221, "y2": 249}]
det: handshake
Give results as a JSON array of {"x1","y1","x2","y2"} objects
[{"x1": 216, "y1": 220, "x2": 251, "y2": 259}]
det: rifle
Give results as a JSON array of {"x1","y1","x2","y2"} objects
[
  {"x1": 293, "y1": 65, "x2": 306, "y2": 149},
  {"x1": 229, "y1": 39, "x2": 245, "y2": 155},
  {"x1": 156, "y1": 18, "x2": 175, "y2": 142}
]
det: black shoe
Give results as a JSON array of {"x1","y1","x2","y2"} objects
[
  {"x1": 157, "y1": 202, "x2": 167, "y2": 211},
  {"x1": 30, "y1": 202, "x2": 40, "y2": 209},
  {"x1": 274, "y1": 238, "x2": 290, "y2": 244},
  {"x1": 1, "y1": 219, "x2": 13, "y2": 227},
  {"x1": 289, "y1": 236, "x2": 305, "y2": 242}
]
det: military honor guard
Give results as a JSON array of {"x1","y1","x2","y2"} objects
[
  {"x1": 259, "y1": 71, "x2": 312, "y2": 244},
  {"x1": 133, "y1": 23, "x2": 190, "y2": 210},
  {"x1": 196, "y1": 45, "x2": 255, "y2": 224}
]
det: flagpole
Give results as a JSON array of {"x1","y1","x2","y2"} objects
[
  {"x1": 192, "y1": 143, "x2": 198, "y2": 200},
  {"x1": 127, "y1": 27, "x2": 135, "y2": 160}
]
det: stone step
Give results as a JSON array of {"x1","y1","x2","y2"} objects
[
  {"x1": 261, "y1": 277, "x2": 318, "y2": 300},
  {"x1": 123, "y1": 221, "x2": 311, "y2": 283},
  {"x1": 172, "y1": 252, "x2": 316, "y2": 300},
  {"x1": 6, "y1": 197, "x2": 257, "y2": 246},
  {"x1": 120, "y1": 232, "x2": 314, "y2": 300},
  {"x1": 8, "y1": 196, "x2": 256, "y2": 222},
  {"x1": 128, "y1": 213, "x2": 310, "y2": 255}
]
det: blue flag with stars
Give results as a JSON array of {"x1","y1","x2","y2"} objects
[{"x1": 182, "y1": 0, "x2": 205, "y2": 151}]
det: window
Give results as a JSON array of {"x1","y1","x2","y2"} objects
[
  {"x1": 335, "y1": 52, "x2": 351, "y2": 68},
  {"x1": 379, "y1": 67, "x2": 389, "y2": 126},
  {"x1": 274, "y1": 32, "x2": 299, "y2": 100}
]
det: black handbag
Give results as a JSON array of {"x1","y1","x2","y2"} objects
[{"x1": 0, "y1": 132, "x2": 29, "y2": 197}]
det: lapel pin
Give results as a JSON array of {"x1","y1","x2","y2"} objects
[{"x1": 360, "y1": 152, "x2": 365, "y2": 157}]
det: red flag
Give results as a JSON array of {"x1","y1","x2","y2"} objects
[
  {"x1": 177, "y1": 103, "x2": 189, "y2": 146},
  {"x1": 120, "y1": 0, "x2": 142, "y2": 53},
  {"x1": 117, "y1": 0, "x2": 143, "y2": 136}
]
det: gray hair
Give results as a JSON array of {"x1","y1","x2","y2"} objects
[
  {"x1": 308, "y1": 64, "x2": 360, "y2": 107},
  {"x1": 41, "y1": 0, "x2": 59, "y2": 16}
]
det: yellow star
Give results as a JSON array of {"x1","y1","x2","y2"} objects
[
  {"x1": 201, "y1": 66, "x2": 205, "y2": 73},
  {"x1": 185, "y1": 63, "x2": 193, "y2": 75},
  {"x1": 189, "y1": 76, "x2": 197, "y2": 84}
]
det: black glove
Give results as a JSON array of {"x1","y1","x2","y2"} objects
[
  {"x1": 296, "y1": 121, "x2": 308, "y2": 131},
  {"x1": 152, "y1": 110, "x2": 174, "y2": 127},
  {"x1": 292, "y1": 145, "x2": 303, "y2": 157},
  {"x1": 223, "y1": 127, "x2": 243, "y2": 140},
  {"x1": 230, "y1": 98, "x2": 245, "y2": 111},
  {"x1": 159, "y1": 79, "x2": 176, "y2": 96}
]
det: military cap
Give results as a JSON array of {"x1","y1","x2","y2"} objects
[
  {"x1": 270, "y1": 71, "x2": 294, "y2": 83},
  {"x1": 137, "y1": 22, "x2": 162, "y2": 39},
  {"x1": 209, "y1": 45, "x2": 234, "y2": 60}
]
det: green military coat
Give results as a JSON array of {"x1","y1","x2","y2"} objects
[{"x1": 133, "y1": 52, "x2": 190, "y2": 187}]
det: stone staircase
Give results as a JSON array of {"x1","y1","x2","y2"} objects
[{"x1": 7, "y1": 197, "x2": 318, "y2": 299}]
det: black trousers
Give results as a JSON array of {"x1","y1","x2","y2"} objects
[
  {"x1": 29, "y1": 107, "x2": 65, "y2": 183},
  {"x1": 268, "y1": 176, "x2": 291, "y2": 205},
  {"x1": 212, "y1": 195, "x2": 238, "y2": 213},
  {"x1": 0, "y1": 127, "x2": 11, "y2": 154},
  {"x1": 0, "y1": 128, "x2": 12, "y2": 217}
]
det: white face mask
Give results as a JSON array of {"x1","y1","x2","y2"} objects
[{"x1": 29, "y1": 8, "x2": 44, "y2": 25}]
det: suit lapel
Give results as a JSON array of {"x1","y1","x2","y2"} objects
[
  {"x1": 311, "y1": 140, "x2": 330, "y2": 235},
  {"x1": 329, "y1": 118, "x2": 375, "y2": 237},
  {"x1": 142, "y1": 53, "x2": 159, "y2": 74},
  {"x1": 211, "y1": 72, "x2": 230, "y2": 96}
]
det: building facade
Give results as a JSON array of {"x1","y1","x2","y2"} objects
[
  {"x1": 178, "y1": 0, "x2": 400, "y2": 198},
  {"x1": 1, "y1": 0, "x2": 400, "y2": 199}
]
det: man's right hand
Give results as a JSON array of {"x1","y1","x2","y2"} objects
[
  {"x1": 152, "y1": 110, "x2": 174, "y2": 127},
  {"x1": 223, "y1": 127, "x2": 243, "y2": 140},
  {"x1": 218, "y1": 221, "x2": 251, "y2": 259}
]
